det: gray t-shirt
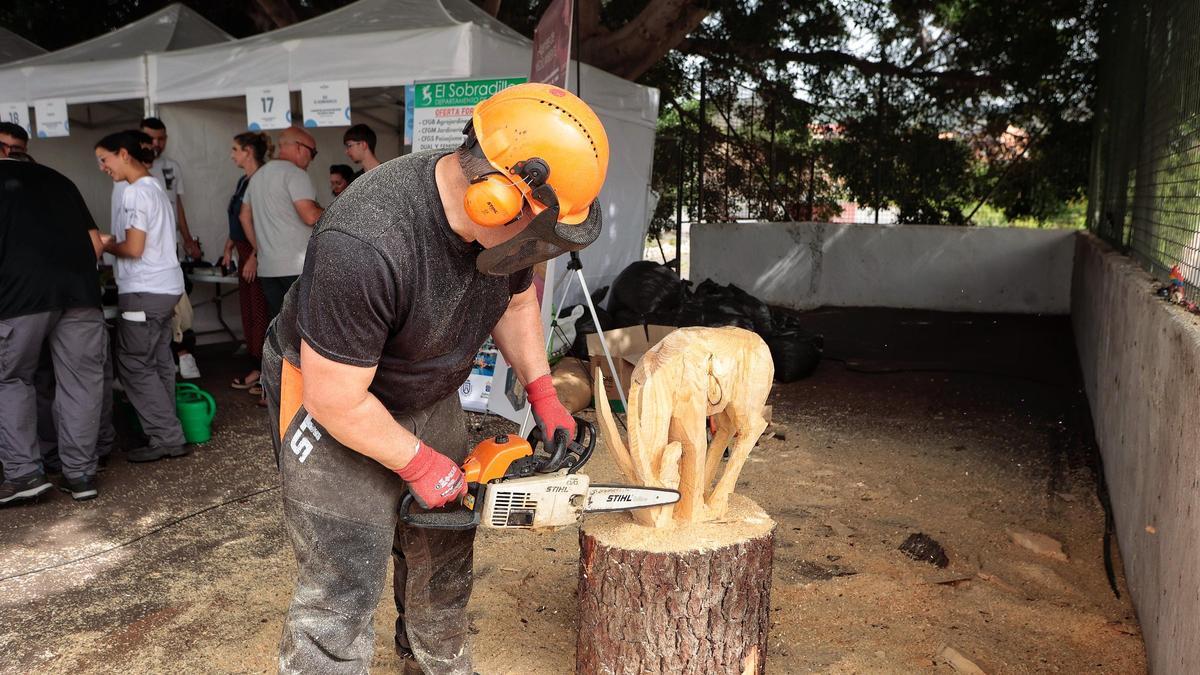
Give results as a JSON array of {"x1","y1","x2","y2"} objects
[
  {"x1": 271, "y1": 150, "x2": 532, "y2": 415},
  {"x1": 244, "y1": 159, "x2": 317, "y2": 277}
]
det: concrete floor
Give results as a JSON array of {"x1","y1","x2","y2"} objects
[{"x1": 0, "y1": 308, "x2": 1146, "y2": 673}]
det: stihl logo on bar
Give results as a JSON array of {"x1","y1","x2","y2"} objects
[{"x1": 606, "y1": 494, "x2": 632, "y2": 503}]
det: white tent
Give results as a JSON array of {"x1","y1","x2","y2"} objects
[
  {"x1": 150, "y1": 0, "x2": 659, "y2": 302},
  {"x1": 0, "y1": 26, "x2": 44, "y2": 64},
  {"x1": 0, "y1": 4, "x2": 232, "y2": 104}
]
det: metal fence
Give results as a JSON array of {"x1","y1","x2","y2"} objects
[{"x1": 1088, "y1": 0, "x2": 1200, "y2": 292}]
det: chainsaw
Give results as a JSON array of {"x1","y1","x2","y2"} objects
[{"x1": 399, "y1": 418, "x2": 679, "y2": 530}]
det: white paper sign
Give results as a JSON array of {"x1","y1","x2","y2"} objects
[
  {"x1": 245, "y1": 85, "x2": 292, "y2": 131},
  {"x1": 33, "y1": 99, "x2": 69, "y2": 138},
  {"x1": 0, "y1": 102, "x2": 30, "y2": 135},
  {"x1": 301, "y1": 80, "x2": 351, "y2": 128}
]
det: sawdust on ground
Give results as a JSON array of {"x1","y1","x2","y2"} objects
[{"x1": 0, "y1": 310, "x2": 1148, "y2": 673}]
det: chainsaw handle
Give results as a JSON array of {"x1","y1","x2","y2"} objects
[
  {"x1": 527, "y1": 417, "x2": 595, "y2": 474},
  {"x1": 398, "y1": 483, "x2": 484, "y2": 530}
]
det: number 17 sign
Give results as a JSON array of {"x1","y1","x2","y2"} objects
[{"x1": 245, "y1": 84, "x2": 292, "y2": 131}]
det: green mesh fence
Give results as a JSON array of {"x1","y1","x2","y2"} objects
[{"x1": 1089, "y1": 0, "x2": 1200, "y2": 290}]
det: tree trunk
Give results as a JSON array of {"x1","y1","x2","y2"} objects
[{"x1": 575, "y1": 495, "x2": 776, "y2": 674}]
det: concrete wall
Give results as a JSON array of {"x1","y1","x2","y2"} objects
[
  {"x1": 691, "y1": 222, "x2": 1076, "y2": 314},
  {"x1": 1072, "y1": 233, "x2": 1200, "y2": 672}
]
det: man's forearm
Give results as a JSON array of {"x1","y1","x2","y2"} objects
[
  {"x1": 308, "y1": 393, "x2": 422, "y2": 471},
  {"x1": 492, "y1": 286, "x2": 551, "y2": 386}
]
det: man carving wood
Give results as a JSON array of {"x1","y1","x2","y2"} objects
[{"x1": 260, "y1": 83, "x2": 609, "y2": 674}]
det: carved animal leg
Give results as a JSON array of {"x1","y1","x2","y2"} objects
[
  {"x1": 704, "y1": 410, "x2": 737, "y2": 490},
  {"x1": 705, "y1": 413, "x2": 769, "y2": 519},
  {"x1": 593, "y1": 371, "x2": 636, "y2": 483},
  {"x1": 672, "y1": 409, "x2": 711, "y2": 524}
]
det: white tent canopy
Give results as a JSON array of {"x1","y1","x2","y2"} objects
[
  {"x1": 0, "y1": 4, "x2": 232, "y2": 104},
  {"x1": 149, "y1": 0, "x2": 659, "y2": 300},
  {"x1": 0, "y1": 26, "x2": 45, "y2": 64}
]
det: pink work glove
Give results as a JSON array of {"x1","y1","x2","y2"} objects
[
  {"x1": 526, "y1": 374, "x2": 576, "y2": 444},
  {"x1": 396, "y1": 441, "x2": 467, "y2": 509}
]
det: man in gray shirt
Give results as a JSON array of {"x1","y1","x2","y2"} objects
[{"x1": 241, "y1": 127, "x2": 324, "y2": 318}]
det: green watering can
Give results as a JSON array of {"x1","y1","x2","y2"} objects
[{"x1": 175, "y1": 382, "x2": 217, "y2": 444}]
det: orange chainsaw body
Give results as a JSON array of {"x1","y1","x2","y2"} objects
[{"x1": 462, "y1": 435, "x2": 533, "y2": 484}]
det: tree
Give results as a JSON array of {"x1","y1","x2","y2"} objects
[{"x1": 1, "y1": 0, "x2": 1099, "y2": 225}]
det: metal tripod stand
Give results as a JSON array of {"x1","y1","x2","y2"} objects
[{"x1": 518, "y1": 251, "x2": 628, "y2": 436}]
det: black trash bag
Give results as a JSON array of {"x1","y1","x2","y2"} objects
[
  {"x1": 608, "y1": 261, "x2": 684, "y2": 317},
  {"x1": 611, "y1": 307, "x2": 645, "y2": 328},
  {"x1": 564, "y1": 304, "x2": 613, "y2": 336},
  {"x1": 767, "y1": 331, "x2": 824, "y2": 382},
  {"x1": 725, "y1": 283, "x2": 774, "y2": 336}
]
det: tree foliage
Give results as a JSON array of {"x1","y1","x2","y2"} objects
[{"x1": 0, "y1": 0, "x2": 1098, "y2": 227}]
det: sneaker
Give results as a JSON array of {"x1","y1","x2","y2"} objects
[
  {"x1": 127, "y1": 445, "x2": 189, "y2": 462},
  {"x1": 59, "y1": 476, "x2": 98, "y2": 501},
  {"x1": 0, "y1": 473, "x2": 52, "y2": 505},
  {"x1": 178, "y1": 353, "x2": 201, "y2": 379}
]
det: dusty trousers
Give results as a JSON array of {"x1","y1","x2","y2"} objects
[{"x1": 261, "y1": 332, "x2": 476, "y2": 674}]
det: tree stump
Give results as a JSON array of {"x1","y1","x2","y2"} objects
[{"x1": 575, "y1": 494, "x2": 776, "y2": 674}]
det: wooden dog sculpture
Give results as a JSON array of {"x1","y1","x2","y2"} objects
[{"x1": 594, "y1": 326, "x2": 774, "y2": 527}]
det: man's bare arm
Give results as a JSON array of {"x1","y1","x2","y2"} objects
[
  {"x1": 294, "y1": 199, "x2": 324, "y2": 227},
  {"x1": 491, "y1": 285, "x2": 551, "y2": 386},
  {"x1": 300, "y1": 340, "x2": 421, "y2": 470}
]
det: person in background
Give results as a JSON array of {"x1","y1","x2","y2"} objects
[
  {"x1": 220, "y1": 132, "x2": 273, "y2": 400},
  {"x1": 0, "y1": 143, "x2": 109, "y2": 503},
  {"x1": 139, "y1": 117, "x2": 202, "y2": 380},
  {"x1": 240, "y1": 127, "x2": 323, "y2": 320},
  {"x1": 0, "y1": 121, "x2": 28, "y2": 157},
  {"x1": 139, "y1": 117, "x2": 200, "y2": 259},
  {"x1": 95, "y1": 130, "x2": 189, "y2": 463},
  {"x1": 329, "y1": 164, "x2": 355, "y2": 197},
  {"x1": 343, "y1": 123, "x2": 381, "y2": 174}
]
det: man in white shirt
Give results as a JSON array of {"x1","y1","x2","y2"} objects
[
  {"x1": 140, "y1": 117, "x2": 202, "y2": 260},
  {"x1": 241, "y1": 126, "x2": 324, "y2": 319}
]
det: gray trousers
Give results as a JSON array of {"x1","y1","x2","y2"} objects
[
  {"x1": 0, "y1": 308, "x2": 105, "y2": 480},
  {"x1": 37, "y1": 327, "x2": 115, "y2": 462},
  {"x1": 262, "y1": 333, "x2": 476, "y2": 675},
  {"x1": 116, "y1": 293, "x2": 186, "y2": 448}
]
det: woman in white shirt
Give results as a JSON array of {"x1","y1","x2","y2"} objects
[{"x1": 95, "y1": 130, "x2": 189, "y2": 462}]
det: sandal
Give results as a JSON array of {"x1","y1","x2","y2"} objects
[
  {"x1": 231, "y1": 371, "x2": 261, "y2": 390},
  {"x1": 255, "y1": 396, "x2": 268, "y2": 408},
  {"x1": 247, "y1": 383, "x2": 264, "y2": 396}
]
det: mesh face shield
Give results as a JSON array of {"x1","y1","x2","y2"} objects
[{"x1": 475, "y1": 191, "x2": 602, "y2": 276}]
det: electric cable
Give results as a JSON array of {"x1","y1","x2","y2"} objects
[{"x1": 0, "y1": 483, "x2": 281, "y2": 583}]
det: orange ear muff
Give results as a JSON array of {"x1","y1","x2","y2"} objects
[{"x1": 464, "y1": 173, "x2": 524, "y2": 228}]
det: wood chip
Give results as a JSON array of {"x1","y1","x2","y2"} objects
[
  {"x1": 1007, "y1": 528, "x2": 1069, "y2": 561},
  {"x1": 936, "y1": 644, "x2": 988, "y2": 674}
]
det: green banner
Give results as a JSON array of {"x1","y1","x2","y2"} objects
[{"x1": 413, "y1": 77, "x2": 527, "y2": 108}]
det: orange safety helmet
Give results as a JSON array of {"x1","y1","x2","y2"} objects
[{"x1": 461, "y1": 82, "x2": 609, "y2": 228}]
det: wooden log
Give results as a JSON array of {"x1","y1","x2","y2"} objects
[{"x1": 575, "y1": 494, "x2": 776, "y2": 674}]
